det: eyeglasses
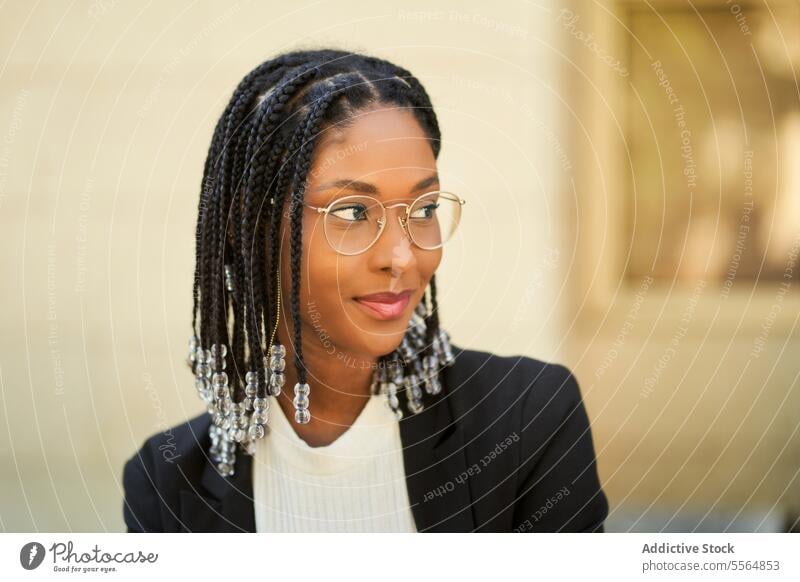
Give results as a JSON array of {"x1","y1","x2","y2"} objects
[{"x1": 302, "y1": 190, "x2": 466, "y2": 256}]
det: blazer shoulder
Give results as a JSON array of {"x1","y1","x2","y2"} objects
[
  {"x1": 444, "y1": 342, "x2": 583, "y2": 442},
  {"x1": 446, "y1": 342, "x2": 578, "y2": 413},
  {"x1": 121, "y1": 411, "x2": 211, "y2": 532},
  {"x1": 442, "y1": 344, "x2": 608, "y2": 532},
  {"x1": 125, "y1": 411, "x2": 211, "y2": 473},
  {"x1": 448, "y1": 342, "x2": 565, "y2": 382}
]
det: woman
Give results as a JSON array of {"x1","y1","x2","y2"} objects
[{"x1": 122, "y1": 48, "x2": 609, "y2": 533}]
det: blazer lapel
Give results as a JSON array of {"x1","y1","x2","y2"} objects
[
  {"x1": 397, "y1": 353, "x2": 477, "y2": 532},
  {"x1": 179, "y1": 444, "x2": 257, "y2": 533}
]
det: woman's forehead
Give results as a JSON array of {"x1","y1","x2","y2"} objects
[{"x1": 306, "y1": 117, "x2": 435, "y2": 202}]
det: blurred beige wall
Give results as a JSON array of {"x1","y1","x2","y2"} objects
[
  {"x1": 560, "y1": 0, "x2": 799, "y2": 530},
  {"x1": 0, "y1": 0, "x2": 568, "y2": 530}
]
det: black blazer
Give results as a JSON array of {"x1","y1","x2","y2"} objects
[{"x1": 122, "y1": 344, "x2": 609, "y2": 532}]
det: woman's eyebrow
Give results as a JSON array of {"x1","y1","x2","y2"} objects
[{"x1": 310, "y1": 173, "x2": 439, "y2": 195}]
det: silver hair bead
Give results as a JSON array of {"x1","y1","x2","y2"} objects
[
  {"x1": 267, "y1": 343, "x2": 287, "y2": 398},
  {"x1": 269, "y1": 371, "x2": 284, "y2": 396},
  {"x1": 439, "y1": 330, "x2": 455, "y2": 365},
  {"x1": 195, "y1": 362, "x2": 211, "y2": 380},
  {"x1": 385, "y1": 376, "x2": 402, "y2": 419},
  {"x1": 187, "y1": 335, "x2": 200, "y2": 368},
  {"x1": 224, "y1": 264, "x2": 235, "y2": 293},
  {"x1": 195, "y1": 347, "x2": 210, "y2": 364},
  {"x1": 248, "y1": 424, "x2": 265, "y2": 440},
  {"x1": 399, "y1": 337, "x2": 416, "y2": 362},
  {"x1": 405, "y1": 374, "x2": 424, "y2": 414},
  {"x1": 210, "y1": 343, "x2": 227, "y2": 371},
  {"x1": 245, "y1": 370, "x2": 259, "y2": 399},
  {"x1": 293, "y1": 382, "x2": 311, "y2": 424},
  {"x1": 211, "y1": 343, "x2": 227, "y2": 359},
  {"x1": 195, "y1": 377, "x2": 209, "y2": 392},
  {"x1": 292, "y1": 394, "x2": 309, "y2": 409},
  {"x1": 220, "y1": 396, "x2": 233, "y2": 414},
  {"x1": 269, "y1": 355, "x2": 285, "y2": 372}
]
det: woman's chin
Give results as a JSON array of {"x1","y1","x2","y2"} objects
[
  {"x1": 348, "y1": 305, "x2": 411, "y2": 352},
  {"x1": 356, "y1": 332, "x2": 406, "y2": 360}
]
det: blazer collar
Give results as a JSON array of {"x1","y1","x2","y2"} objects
[{"x1": 185, "y1": 345, "x2": 475, "y2": 532}]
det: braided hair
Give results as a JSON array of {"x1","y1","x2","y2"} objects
[{"x1": 192, "y1": 48, "x2": 443, "y2": 405}]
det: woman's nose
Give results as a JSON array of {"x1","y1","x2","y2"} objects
[
  {"x1": 378, "y1": 207, "x2": 409, "y2": 244},
  {"x1": 370, "y1": 209, "x2": 417, "y2": 270},
  {"x1": 392, "y1": 211, "x2": 413, "y2": 244}
]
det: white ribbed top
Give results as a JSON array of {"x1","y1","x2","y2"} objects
[{"x1": 252, "y1": 394, "x2": 417, "y2": 532}]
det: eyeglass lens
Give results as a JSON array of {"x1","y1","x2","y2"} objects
[{"x1": 323, "y1": 191, "x2": 461, "y2": 255}]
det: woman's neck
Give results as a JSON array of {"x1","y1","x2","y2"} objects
[{"x1": 270, "y1": 326, "x2": 378, "y2": 447}]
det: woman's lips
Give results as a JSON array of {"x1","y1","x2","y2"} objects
[{"x1": 353, "y1": 290, "x2": 412, "y2": 321}]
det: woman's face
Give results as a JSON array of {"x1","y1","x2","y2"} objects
[{"x1": 276, "y1": 105, "x2": 442, "y2": 363}]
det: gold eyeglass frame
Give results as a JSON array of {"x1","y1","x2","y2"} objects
[{"x1": 301, "y1": 190, "x2": 466, "y2": 256}]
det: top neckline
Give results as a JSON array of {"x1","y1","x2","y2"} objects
[{"x1": 254, "y1": 394, "x2": 400, "y2": 475}]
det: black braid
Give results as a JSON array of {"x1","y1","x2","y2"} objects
[
  {"x1": 286, "y1": 75, "x2": 360, "y2": 384},
  {"x1": 257, "y1": 139, "x2": 288, "y2": 353},
  {"x1": 206, "y1": 58, "x2": 293, "y2": 366},
  {"x1": 426, "y1": 274, "x2": 440, "y2": 348},
  {"x1": 205, "y1": 58, "x2": 299, "y2": 384},
  {"x1": 241, "y1": 64, "x2": 321, "y2": 393},
  {"x1": 266, "y1": 108, "x2": 312, "y2": 355}
]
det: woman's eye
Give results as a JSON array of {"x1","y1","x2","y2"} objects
[
  {"x1": 410, "y1": 202, "x2": 438, "y2": 220},
  {"x1": 330, "y1": 204, "x2": 368, "y2": 221}
]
